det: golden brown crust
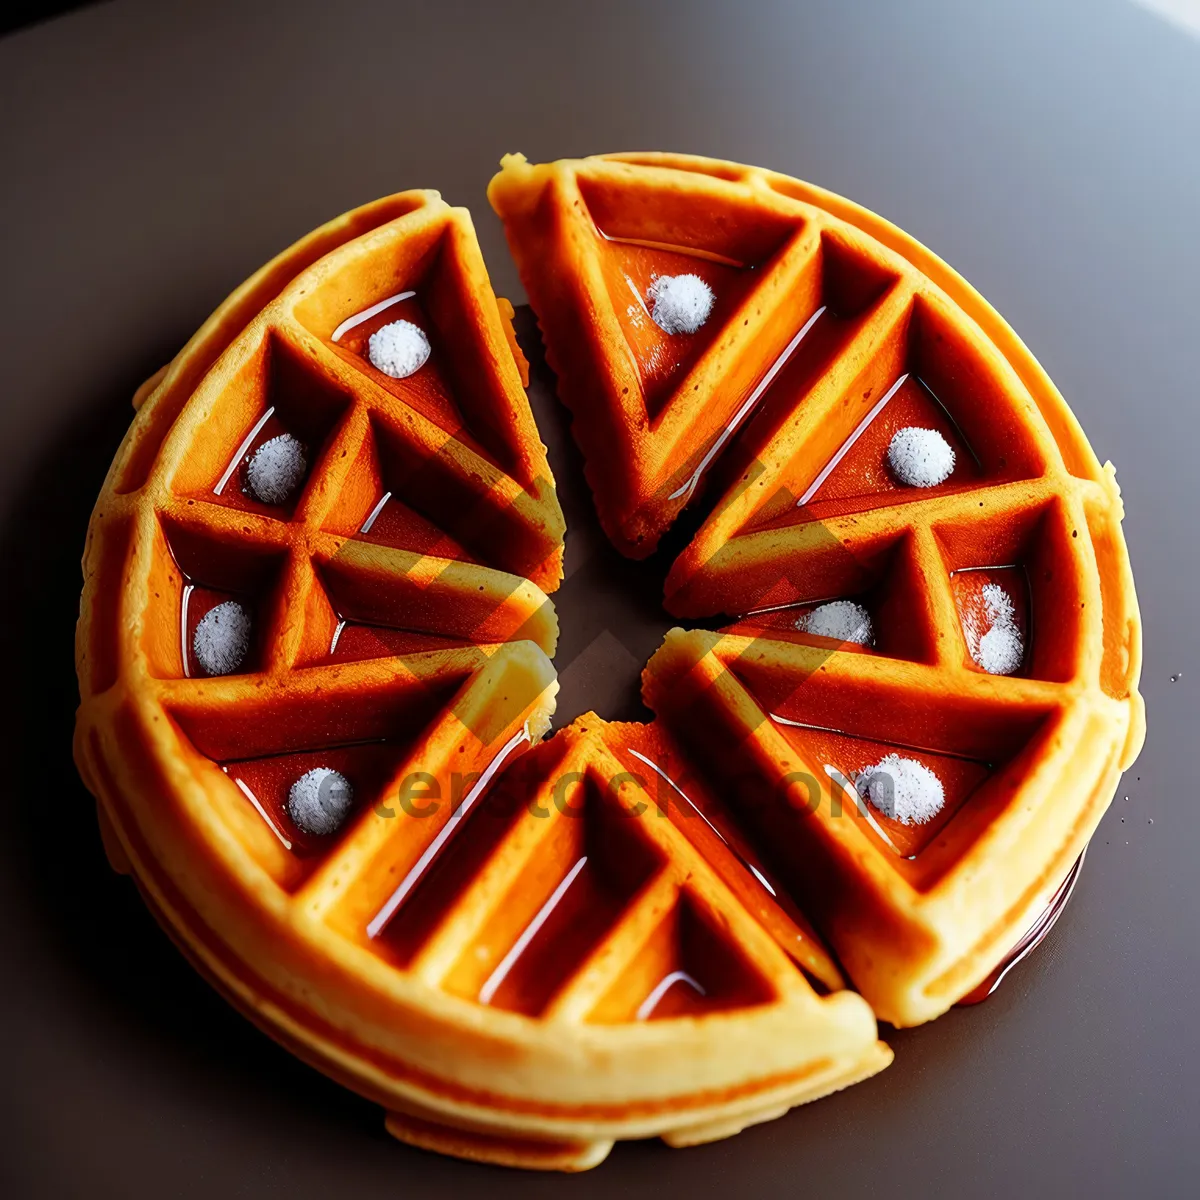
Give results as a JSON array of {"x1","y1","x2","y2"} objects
[{"x1": 77, "y1": 155, "x2": 1143, "y2": 1165}]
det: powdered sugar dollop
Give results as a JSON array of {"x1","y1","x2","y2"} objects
[
  {"x1": 193, "y1": 600, "x2": 251, "y2": 677},
  {"x1": 368, "y1": 320, "x2": 431, "y2": 378},
  {"x1": 856, "y1": 754, "x2": 945, "y2": 826},
  {"x1": 245, "y1": 433, "x2": 307, "y2": 505},
  {"x1": 887, "y1": 426, "x2": 955, "y2": 487},
  {"x1": 965, "y1": 582, "x2": 1025, "y2": 675},
  {"x1": 288, "y1": 767, "x2": 354, "y2": 837},
  {"x1": 795, "y1": 600, "x2": 874, "y2": 646},
  {"x1": 648, "y1": 274, "x2": 714, "y2": 335}
]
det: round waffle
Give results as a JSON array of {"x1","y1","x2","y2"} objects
[{"x1": 76, "y1": 155, "x2": 1143, "y2": 1170}]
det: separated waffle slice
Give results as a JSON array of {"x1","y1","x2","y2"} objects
[
  {"x1": 95, "y1": 189, "x2": 564, "y2": 626},
  {"x1": 489, "y1": 152, "x2": 822, "y2": 557},
  {"x1": 490, "y1": 154, "x2": 1139, "y2": 678},
  {"x1": 643, "y1": 626, "x2": 1140, "y2": 1026},
  {"x1": 78, "y1": 671, "x2": 889, "y2": 1168},
  {"x1": 328, "y1": 712, "x2": 889, "y2": 1164}
]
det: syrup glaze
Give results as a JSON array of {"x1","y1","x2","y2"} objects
[
  {"x1": 769, "y1": 715, "x2": 991, "y2": 860},
  {"x1": 222, "y1": 741, "x2": 398, "y2": 856},
  {"x1": 329, "y1": 293, "x2": 465, "y2": 435},
  {"x1": 635, "y1": 969, "x2": 706, "y2": 1020},
  {"x1": 668, "y1": 304, "x2": 829, "y2": 505},
  {"x1": 615, "y1": 727, "x2": 845, "y2": 991},
  {"x1": 201, "y1": 334, "x2": 353, "y2": 518},
  {"x1": 437, "y1": 765, "x2": 666, "y2": 1017},
  {"x1": 588, "y1": 888, "x2": 778, "y2": 1024},
  {"x1": 710, "y1": 304, "x2": 864, "y2": 496},
  {"x1": 180, "y1": 582, "x2": 259, "y2": 678},
  {"x1": 323, "y1": 621, "x2": 470, "y2": 666},
  {"x1": 592, "y1": 232, "x2": 754, "y2": 419},
  {"x1": 722, "y1": 596, "x2": 877, "y2": 657},
  {"x1": 798, "y1": 373, "x2": 980, "y2": 518},
  {"x1": 355, "y1": 487, "x2": 478, "y2": 563},
  {"x1": 476, "y1": 851, "x2": 633, "y2": 1013},
  {"x1": 958, "y1": 850, "x2": 1086, "y2": 1005},
  {"x1": 365, "y1": 723, "x2": 534, "y2": 944},
  {"x1": 213, "y1": 407, "x2": 312, "y2": 518}
]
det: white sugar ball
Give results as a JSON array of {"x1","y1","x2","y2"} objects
[
  {"x1": 192, "y1": 600, "x2": 251, "y2": 676},
  {"x1": 288, "y1": 767, "x2": 354, "y2": 837},
  {"x1": 795, "y1": 600, "x2": 874, "y2": 646},
  {"x1": 970, "y1": 582, "x2": 1024, "y2": 675},
  {"x1": 648, "y1": 274, "x2": 714, "y2": 335},
  {"x1": 367, "y1": 319, "x2": 431, "y2": 378},
  {"x1": 857, "y1": 754, "x2": 945, "y2": 826},
  {"x1": 977, "y1": 624, "x2": 1025, "y2": 675},
  {"x1": 245, "y1": 433, "x2": 307, "y2": 505},
  {"x1": 887, "y1": 426, "x2": 956, "y2": 487}
]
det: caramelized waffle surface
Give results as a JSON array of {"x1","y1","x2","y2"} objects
[
  {"x1": 493, "y1": 152, "x2": 1144, "y2": 1026},
  {"x1": 77, "y1": 158, "x2": 1145, "y2": 1168},
  {"x1": 73, "y1": 188, "x2": 891, "y2": 1171}
]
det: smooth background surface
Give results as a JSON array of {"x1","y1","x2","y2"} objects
[{"x1": 1, "y1": 1, "x2": 1197, "y2": 1195}]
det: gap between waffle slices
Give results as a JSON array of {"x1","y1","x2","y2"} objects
[{"x1": 73, "y1": 153, "x2": 1145, "y2": 1172}]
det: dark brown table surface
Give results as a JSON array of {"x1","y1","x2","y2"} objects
[{"x1": 2, "y1": 1, "x2": 1197, "y2": 1195}]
